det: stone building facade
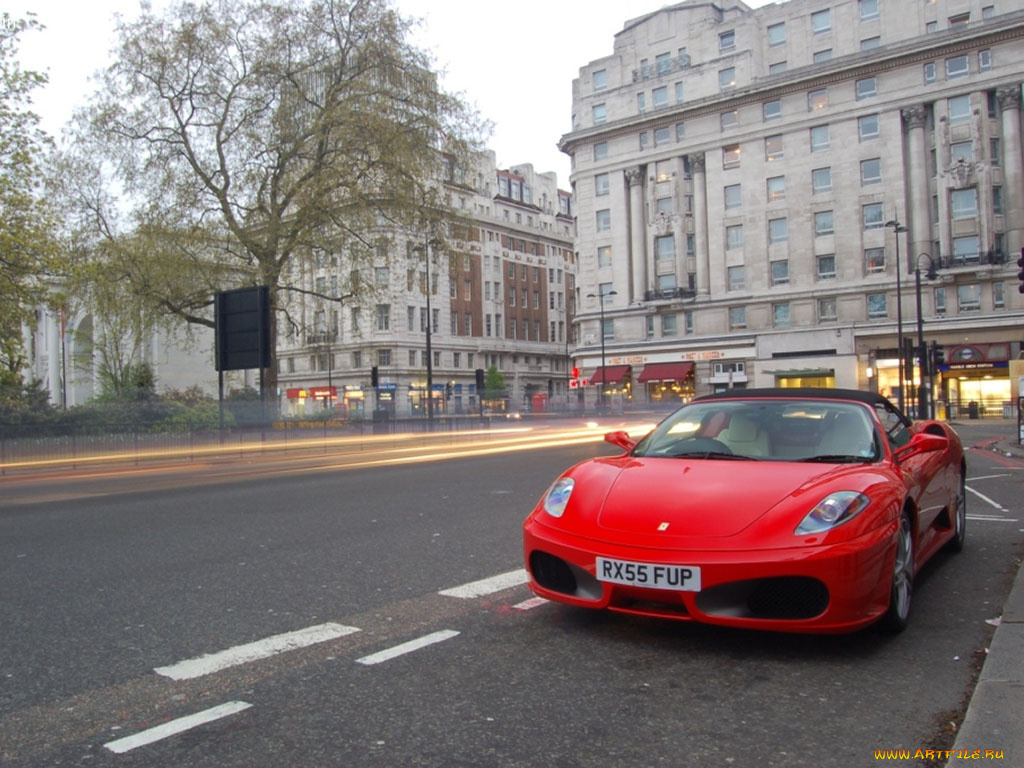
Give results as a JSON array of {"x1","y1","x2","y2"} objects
[{"x1": 562, "y1": 0, "x2": 1024, "y2": 416}]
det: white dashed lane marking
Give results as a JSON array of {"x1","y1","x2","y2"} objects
[
  {"x1": 154, "y1": 622, "x2": 360, "y2": 681},
  {"x1": 355, "y1": 629, "x2": 460, "y2": 666},
  {"x1": 438, "y1": 568, "x2": 528, "y2": 598},
  {"x1": 104, "y1": 701, "x2": 253, "y2": 753}
]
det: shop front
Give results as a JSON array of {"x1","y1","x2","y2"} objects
[
  {"x1": 284, "y1": 386, "x2": 339, "y2": 415},
  {"x1": 588, "y1": 364, "x2": 633, "y2": 407},
  {"x1": 636, "y1": 361, "x2": 695, "y2": 404},
  {"x1": 938, "y1": 343, "x2": 1013, "y2": 419}
]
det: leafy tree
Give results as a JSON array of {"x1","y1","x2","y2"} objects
[
  {"x1": 483, "y1": 365, "x2": 506, "y2": 399},
  {"x1": 0, "y1": 14, "x2": 59, "y2": 403},
  {"x1": 61, "y1": 0, "x2": 481, "y2": 399}
]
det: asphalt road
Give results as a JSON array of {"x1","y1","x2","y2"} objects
[{"x1": 1, "y1": 421, "x2": 1021, "y2": 767}]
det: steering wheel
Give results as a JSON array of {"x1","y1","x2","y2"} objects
[{"x1": 666, "y1": 437, "x2": 733, "y2": 456}]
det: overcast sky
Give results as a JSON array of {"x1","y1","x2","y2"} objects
[{"x1": 13, "y1": 0, "x2": 769, "y2": 187}]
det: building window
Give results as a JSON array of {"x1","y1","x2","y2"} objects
[
  {"x1": 596, "y1": 209, "x2": 611, "y2": 231},
  {"x1": 637, "y1": 92, "x2": 646, "y2": 114},
  {"x1": 726, "y1": 224, "x2": 744, "y2": 250},
  {"x1": 766, "y1": 176, "x2": 786, "y2": 201},
  {"x1": 724, "y1": 184, "x2": 741, "y2": 210},
  {"x1": 769, "y1": 61, "x2": 788, "y2": 74},
  {"x1": 721, "y1": 110, "x2": 739, "y2": 129},
  {"x1": 808, "y1": 88, "x2": 828, "y2": 111},
  {"x1": 728, "y1": 265, "x2": 745, "y2": 291},
  {"x1": 810, "y1": 124, "x2": 830, "y2": 151},
  {"x1": 594, "y1": 173, "x2": 609, "y2": 196},
  {"x1": 818, "y1": 297, "x2": 837, "y2": 322},
  {"x1": 858, "y1": 114, "x2": 880, "y2": 141},
  {"x1": 765, "y1": 134, "x2": 783, "y2": 161},
  {"x1": 593, "y1": 142, "x2": 608, "y2": 161},
  {"x1": 675, "y1": 81, "x2": 684, "y2": 103},
  {"x1": 946, "y1": 55, "x2": 969, "y2": 79},
  {"x1": 597, "y1": 245, "x2": 612, "y2": 268},
  {"x1": 654, "y1": 127, "x2": 670, "y2": 146},
  {"x1": 948, "y1": 95, "x2": 971, "y2": 124},
  {"x1": 812, "y1": 167, "x2": 832, "y2": 194},
  {"x1": 923, "y1": 62, "x2": 936, "y2": 84},
  {"x1": 993, "y1": 281, "x2": 1005, "y2": 308},
  {"x1": 812, "y1": 9, "x2": 831, "y2": 33},
  {"x1": 720, "y1": 30, "x2": 735, "y2": 51},
  {"x1": 729, "y1": 306, "x2": 747, "y2": 330},
  {"x1": 991, "y1": 138, "x2": 1001, "y2": 165},
  {"x1": 948, "y1": 12, "x2": 970, "y2": 29},
  {"x1": 763, "y1": 99, "x2": 782, "y2": 121},
  {"x1": 979, "y1": 50, "x2": 992, "y2": 72},
  {"x1": 592, "y1": 104, "x2": 606, "y2": 125},
  {"x1": 771, "y1": 259, "x2": 789, "y2": 286},
  {"x1": 719, "y1": 67, "x2": 736, "y2": 91},
  {"x1": 593, "y1": 69, "x2": 607, "y2": 91},
  {"x1": 656, "y1": 196, "x2": 673, "y2": 216},
  {"x1": 957, "y1": 284, "x2": 981, "y2": 312},
  {"x1": 856, "y1": 77, "x2": 877, "y2": 99},
  {"x1": 768, "y1": 217, "x2": 788, "y2": 243},
  {"x1": 723, "y1": 144, "x2": 741, "y2": 168},
  {"x1": 952, "y1": 235, "x2": 980, "y2": 264},
  {"x1": 934, "y1": 287, "x2": 946, "y2": 315},
  {"x1": 676, "y1": 123, "x2": 686, "y2": 141},
  {"x1": 772, "y1": 303, "x2": 791, "y2": 328},
  {"x1": 860, "y1": 158, "x2": 882, "y2": 185},
  {"x1": 860, "y1": 0, "x2": 879, "y2": 21},
  {"x1": 814, "y1": 210, "x2": 835, "y2": 236},
  {"x1": 866, "y1": 293, "x2": 887, "y2": 319},
  {"x1": 768, "y1": 22, "x2": 786, "y2": 46},
  {"x1": 951, "y1": 187, "x2": 978, "y2": 219},
  {"x1": 993, "y1": 186, "x2": 1003, "y2": 215},
  {"x1": 865, "y1": 247, "x2": 886, "y2": 274},
  {"x1": 653, "y1": 86, "x2": 668, "y2": 109},
  {"x1": 860, "y1": 36, "x2": 881, "y2": 50},
  {"x1": 863, "y1": 203, "x2": 884, "y2": 229},
  {"x1": 377, "y1": 348, "x2": 392, "y2": 367},
  {"x1": 813, "y1": 49, "x2": 832, "y2": 63},
  {"x1": 656, "y1": 235, "x2": 675, "y2": 263},
  {"x1": 638, "y1": 132, "x2": 649, "y2": 151},
  {"x1": 817, "y1": 254, "x2": 836, "y2": 280},
  {"x1": 662, "y1": 315, "x2": 678, "y2": 337}
]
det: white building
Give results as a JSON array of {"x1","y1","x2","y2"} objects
[{"x1": 562, "y1": 0, "x2": 1024, "y2": 416}]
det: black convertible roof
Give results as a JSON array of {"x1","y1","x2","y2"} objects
[{"x1": 695, "y1": 387, "x2": 898, "y2": 410}]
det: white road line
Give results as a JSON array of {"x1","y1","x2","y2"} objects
[
  {"x1": 514, "y1": 596, "x2": 549, "y2": 611},
  {"x1": 438, "y1": 569, "x2": 528, "y2": 598},
  {"x1": 355, "y1": 630, "x2": 460, "y2": 666},
  {"x1": 966, "y1": 485, "x2": 1008, "y2": 512},
  {"x1": 967, "y1": 515, "x2": 1019, "y2": 522},
  {"x1": 969, "y1": 474, "x2": 1012, "y2": 481},
  {"x1": 104, "y1": 701, "x2": 252, "y2": 754},
  {"x1": 154, "y1": 622, "x2": 360, "y2": 681}
]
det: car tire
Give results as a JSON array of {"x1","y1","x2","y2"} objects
[
  {"x1": 946, "y1": 468, "x2": 967, "y2": 553},
  {"x1": 880, "y1": 510, "x2": 914, "y2": 634}
]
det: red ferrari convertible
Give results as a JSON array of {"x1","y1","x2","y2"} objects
[{"x1": 523, "y1": 388, "x2": 966, "y2": 634}]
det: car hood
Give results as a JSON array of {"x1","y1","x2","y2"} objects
[{"x1": 595, "y1": 457, "x2": 837, "y2": 538}]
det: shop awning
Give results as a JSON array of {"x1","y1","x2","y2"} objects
[
  {"x1": 589, "y1": 365, "x2": 632, "y2": 385},
  {"x1": 637, "y1": 361, "x2": 695, "y2": 383}
]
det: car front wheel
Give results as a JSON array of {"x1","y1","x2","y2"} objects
[
  {"x1": 946, "y1": 468, "x2": 967, "y2": 553},
  {"x1": 880, "y1": 510, "x2": 914, "y2": 633}
]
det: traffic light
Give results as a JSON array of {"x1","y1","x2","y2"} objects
[
  {"x1": 474, "y1": 368, "x2": 485, "y2": 390},
  {"x1": 571, "y1": 366, "x2": 580, "y2": 380},
  {"x1": 371, "y1": 365, "x2": 379, "y2": 388},
  {"x1": 445, "y1": 381, "x2": 453, "y2": 400},
  {"x1": 931, "y1": 343, "x2": 946, "y2": 370},
  {"x1": 1017, "y1": 247, "x2": 1024, "y2": 294}
]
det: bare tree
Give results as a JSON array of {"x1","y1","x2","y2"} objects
[{"x1": 62, "y1": 0, "x2": 482, "y2": 396}]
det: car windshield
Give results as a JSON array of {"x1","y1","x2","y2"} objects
[{"x1": 632, "y1": 398, "x2": 881, "y2": 462}]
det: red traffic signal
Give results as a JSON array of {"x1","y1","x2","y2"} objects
[
  {"x1": 571, "y1": 366, "x2": 580, "y2": 379},
  {"x1": 1017, "y1": 248, "x2": 1024, "y2": 294}
]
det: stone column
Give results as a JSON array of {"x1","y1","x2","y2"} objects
[
  {"x1": 626, "y1": 166, "x2": 647, "y2": 303},
  {"x1": 998, "y1": 85, "x2": 1024, "y2": 256},
  {"x1": 902, "y1": 105, "x2": 932, "y2": 263},
  {"x1": 689, "y1": 153, "x2": 710, "y2": 296}
]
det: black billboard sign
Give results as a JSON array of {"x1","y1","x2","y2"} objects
[{"x1": 215, "y1": 286, "x2": 271, "y2": 372}]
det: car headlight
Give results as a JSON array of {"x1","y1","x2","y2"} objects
[
  {"x1": 795, "y1": 491, "x2": 870, "y2": 535},
  {"x1": 543, "y1": 477, "x2": 575, "y2": 518}
]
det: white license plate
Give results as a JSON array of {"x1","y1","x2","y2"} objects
[{"x1": 596, "y1": 557, "x2": 701, "y2": 591}]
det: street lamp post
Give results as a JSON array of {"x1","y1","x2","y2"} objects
[
  {"x1": 587, "y1": 289, "x2": 617, "y2": 410},
  {"x1": 885, "y1": 219, "x2": 908, "y2": 413},
  {"x1": 914, "y1": 253, "x2": 939, "y2": 419},
  {"x1": 415, "y1": 239, "x2": 440, "y2": 424}
]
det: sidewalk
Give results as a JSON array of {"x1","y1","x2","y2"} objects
[{"x1": 946, "y1": 426, "x2": 1023, "y2": 765}]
